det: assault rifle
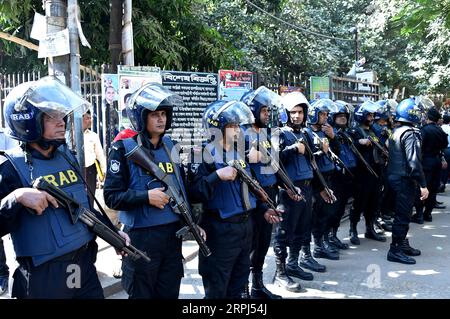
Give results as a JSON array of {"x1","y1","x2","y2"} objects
[
  {"x1": 310, "y1": 130, "x2": 354, "y2": 179},
  {"x1": 253, "y1": 139, "x2": 305, "y2": 202},
  {"x1": 367, "y1": 135, "x2": 389, "y2": 158},
  {"x1": 125, "y1": 145, "x2": 211, "y2": 257},
  {"x1": 227, "y1": 159, "x2": 279, "y2": 211},
  {"x1": 295, "y1": 130, "x2": 337, "y2": 203},
  {"x1": 32, "y1": 177, "x2": 151, "y2": 263},
  {"x1": 337, "y1": 130, "x2": 379, "y2": 179}
]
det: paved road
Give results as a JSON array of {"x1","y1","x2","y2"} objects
[
  {"x1": 110, "y1": 191, "x2": 450, "y2": 299},
  {"x1": 3, "y1": 192, "x2": 450, "y2": 299}
]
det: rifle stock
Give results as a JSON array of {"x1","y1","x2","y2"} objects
[
  {"x1": 126, "y1": 145, "x2": 212, "y2": 257},
  {"x1": 32, "y1": 177, "x2": 151, "y2": 263}
]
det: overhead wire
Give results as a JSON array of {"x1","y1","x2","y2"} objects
[{"x1": 245, "y1": 0, "x2": 354, "y2": 42}]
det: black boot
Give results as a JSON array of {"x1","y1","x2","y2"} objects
[
  {"x1": 349, "y1": 222, "x2": 360, "y2": 245},
  {"x1": 412, "y1": 206, "x2": 424, "y2": 224},
  {"x1": 251, "y1": 272, "x2": 282, "y2": 299},
  {"x1": 381, "y1": 222, "x2": 393, "y2": 232},
  {"x1": 365, "y1": 220, "x2": 387, "y2": 242},
  {"x1": 328, "y1": 228, "x2": 349, "y2": 250},
  {"x1": 286, "y1": 249, "x2": 314, "y2": 281},
  {"x1": 399, "y1": 239, "x2": 421, "y2": 256},
  {"x1": 299, "y1": 245, "x2": 326, "y2": 272},
  {"x1": 273, "y1": 259, "x2": 303, "y2": 292},
  {"x1": 411, "y1": 214, "x2": 424, "y2": 224},
  {"x1": 323, "y1": 232, "x2": 339, "y2": 253},
  {"x1": 313, "y1": 236, "x2": 339, "y2": 260},
  {"x1": 423, "y1": 211, "x2": 432, "y2": 222},
  {"x1": 387, "y1": 243, "x2": 416, "y2": 264}
]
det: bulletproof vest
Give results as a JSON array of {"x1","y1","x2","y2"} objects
[
  {"x1": 387, "y1": 126, "x2": 417, "y2": 178},
  {"x1": 336, "y1": 137, "x2": 357, "y2": 169},
  {"x1": 204, "y1": 143, "x2": 257, "y2": 219},
  {"x1": 246, "y1": 130, "x2": 277, "y2": 187},
  {"x1": 119, "y1": 137, "x2": 181, "y2": 228},
  {"x1": 304, "y1": 127, "x2": 335, "y2": 173},
  {"x1": 5, "y1": 145, "x2": 93, "y2": 267},
  {"x1": 279, "y1": 127, "x2": 313, "y2": 182}
]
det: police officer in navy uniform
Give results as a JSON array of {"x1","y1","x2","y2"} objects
[
  {"x1": 326, "y1": 100, "x2": 357, "y2": 250},
  {"x1": 240, "y1": 87, "x2": 283, "y2": 299},
  {"x1": 411, "y1": 107, "x2": 448, "y2": 223},
  {"x1": 189, "y1": 100, "x2": 281, "y2": 299},
  {"x1": 305, "y1": 99, "x2": 340, "y2": 261},
  {"x1": 0, "y1": 77, "x2": 127, "y2": 298},
  {"x1": 271, "y1": 92, "x2": 324, "y2": 293},
  {"x1": 348, "y1": 101, "x2": 386, "y2": 244},
  {"x1": 387, "y1": 98, "x2": 429, "y2": 264},
  {"x1": 104, "y1": 84, "x2": 203, "y2": 299},
  {"x1": 372, "y1": 100, "x2": 396, "y2": 231}
]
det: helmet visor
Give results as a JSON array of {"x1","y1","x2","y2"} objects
[
  {"x1": 360, "y1": 101, "x2": 379, "y2": 114},
  {"x1": 415, "y1": 96, "x2": 434, "y2": 110},
  {"x1": 25, "y1": 76, "x2": 90, "y2": 119},
  {"x1": 246, "y1": 86, "x2": 283, "y2": 109},
  {"x1": 212, "y1": 101, "x2": 255, "y2": 126},
  {"x1": 128, "y1": 84, "x2": 184, "y2": 111}
]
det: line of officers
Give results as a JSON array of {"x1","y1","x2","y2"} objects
[{"x1": 0, "y1": 77, "x2": 447, "y2": 299}]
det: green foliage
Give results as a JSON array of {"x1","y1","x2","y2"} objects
[{"x1": 0, "y1": 0, "x2": 449, "y2": 95}]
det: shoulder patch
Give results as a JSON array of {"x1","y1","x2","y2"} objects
[{"x1": 110, "y1": 160, "x2": 120, "y2": 173}]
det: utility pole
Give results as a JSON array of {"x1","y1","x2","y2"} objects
[
  {"x1": 44, "y1": 0, "x2": 69, "y2": 82},
  {"x1": 67, "y1": 0, "x2": 84, "y2": 170},
  {"x1": 122, "y1": 0, "x2": 134, "y2": 66}
]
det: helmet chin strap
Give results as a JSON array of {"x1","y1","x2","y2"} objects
[{"x1": 37, "y1": 139, "x2": 66, "y2": 150}]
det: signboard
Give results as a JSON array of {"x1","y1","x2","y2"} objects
[
  {"x1": 218, "y1": 70, "x2": 253, "y2": 101},
  {"x1": 117, "y1": 65, "x2": 162, "y2": 111},
  {"x1": 38, "y1": 29, "x2": 70, "y2": 58},
  {"x1": 161, "y1": 71, "x2": 218, "y2": 146},
  {"x1": 310, "y1": 76, "x2": 330, "y2": 100}
]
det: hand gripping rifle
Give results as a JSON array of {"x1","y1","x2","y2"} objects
[
  {"x1": 310, "y1": 130, "x2": 354, "y2": 179},
  {"x1": 125, "y1": 145, "x2": 212, "y2": 257},
  {"x1": 227, "y1": 159, "x2": 279, "y2": 212},
  {"x1": 337, "y1": 130, "x2": 379, "y2": 179},
  {"x1": 253, "y1": 139, "x2": 305, "y2": 202},
  {"x1": 294, "y1": 130, "x2": 337, "y2": 203},
  {"x1": 32, "y1": 177, "x2": 151, "y2": 263}
]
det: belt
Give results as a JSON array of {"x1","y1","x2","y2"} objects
[{"x1": 51, "y1": 242, "x2": 92, "y2": 262}]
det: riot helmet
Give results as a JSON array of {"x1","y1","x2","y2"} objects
[
  {"x1": 374, "y1": 99, "x2": 397, "y2": 121},
  {"x1": 308, "y1": 99, "x2": 333, "y2": 125},
  {"x1": 126, "y1": 83, "x2": 183, "y2": 133},
  {"x1": 241, "y1": 86, "x2": 282, "y2": 128},
  {"x1": 281, "y1": 92, "x2": 310, "y2": 127},
  {"x1": 202, "y1": 100, "x2": 255, "y2": 133},
  {"x1": 330, "y1": 100, "x2": 351, "y2": 127},
  {"x1": 354, "y1": 100, "x2": 379, "y2": 125},
  {"x1": 4, "y1": 76, "x2": 90, "y2": 143},
  {"x1": 394, "y1": 98, "x2": 423, "y2": 125}
]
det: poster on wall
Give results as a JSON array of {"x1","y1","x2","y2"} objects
[
  {"x1": 117, "y1": 66, "x2": 162, "y2": 130},
  {"x1": 218, "y1": 70, "x2": 253, "y2": 101},
  {"x1": 309, "y1": 76, "x2": 330, "y2": 100},
  {"x1": 161, "y1": 71, "x2": 218, "y2": 146}
]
